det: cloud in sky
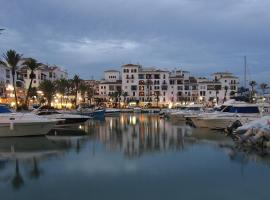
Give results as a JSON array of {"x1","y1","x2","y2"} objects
[{"x1": 0, "y1": 0, "x2": 270, "y2": 83}]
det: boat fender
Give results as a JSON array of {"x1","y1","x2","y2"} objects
[
  {"x1": 10, "y1": 122, "x2": 14, "y2": 130},
  {"x1": 9, "y1": 117, "x2": 15, "y2": 130}
]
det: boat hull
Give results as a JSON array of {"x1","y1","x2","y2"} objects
[{"x1": 0, "y1": 121, "x2": 56, "y2": 137}]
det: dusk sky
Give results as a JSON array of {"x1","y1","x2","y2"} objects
[{"x1": 1, "y1": 0, "x2": 270, "y2": 84}]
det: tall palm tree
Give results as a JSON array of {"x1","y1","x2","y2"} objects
[
  {"x1": 39, "y1": 80, "x2": 56, "y2": 106},
  {"x1": 79, "y1": 81, "x2": 88, "y2": 103},
  {"x1": 0, "y1": 50, "x2": 23, "y2": 109},
  {"x1": 214, "y1": 84, "x2": 220, "y2": 104},
  {"x1": 223, "y1": 85, "x2": 228, "y2": 103},
  {"x1": 56, "y1": 78, "x2": 68, "y2": 106},
  {"x1": 87, "y1": 86, "x2": 95, "y2": 105},
  {"x1": 122, "y1": 91, "x2": 128, "y2": 106},
  {"x1": 260, "y1": 83, "x2": 268, "y2": 95},
  {"x1": 22, "y1": 58, "x2": 42, "y2": 106},
  {"x1": 72, "y1": 75, "x2": 81, "y2": 106},
  {"x1": 249, "y1": 80, "x2": 257, "y2": 96}
]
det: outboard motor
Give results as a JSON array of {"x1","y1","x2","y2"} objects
[{"x1": 227, "y1": 120, "x2": 242, "y2": 135}]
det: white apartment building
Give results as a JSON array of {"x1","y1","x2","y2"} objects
[
  {"x1": 98, "y1": 70, "x2": 122, "y2": 101},
  {"x1": 21, "y1": 64, "x2": 68, "y2": 89},
  {"x1": 100, "y1": 64, "x2": 239, "y2": 107},
  {"x1": 0, "y1": 64, "x2": 25, "y2": 98},
  {"x1": 122, "y1": 64, "x2": 171, "y2": 105}
]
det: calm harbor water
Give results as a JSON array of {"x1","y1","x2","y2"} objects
[{"x1": 0, "y1": 114, "x2": 270, "y2": 200}]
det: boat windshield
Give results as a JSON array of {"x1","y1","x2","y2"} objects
[
  {"x1": 221, "y1": 106, "x2": 259, "y2": 113},
  {"x1": 0, "y1": 105, "x2": 12, "y2": 113},
  {"x1": 37, "y1": 111, "x2": 61, "y2": 115},
  {"x1": 186, "y1": 107, "x2": 202, "y2": 111}
]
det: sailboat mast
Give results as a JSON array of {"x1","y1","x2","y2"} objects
[{"x1": 244, "y1": 56, "x2": 247, "y2": 88}]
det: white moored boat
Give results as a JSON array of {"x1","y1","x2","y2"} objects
[
  {"x1": 190, "y1": 100, "x2": 262, "y2": 129},
  {"x1": 105, "y1": 108, "x2": 121, "y2": 116},
  {"x1": 33, "y1": 109, "x2": 91, "y2": 125},
  {"x1": 0, "y1": 105, "x2": 58, "y2": 137},
  {"x1": 170, "y1": 104, "x2": 204, "y2": 121}
]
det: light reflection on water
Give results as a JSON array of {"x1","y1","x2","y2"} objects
[{"x1": 0, "y1": 114, "x2": 270, "y2": 200}]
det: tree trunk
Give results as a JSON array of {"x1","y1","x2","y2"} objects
[
  {"x1": 25, "y1": 76, "x2": 33, "y2": 106},
  {"x1": 74, "y1": 89, "x2": 78, "y2": 107},
  {"x1": 12, "y1": 74, "x2": 18, "y2": 110}
]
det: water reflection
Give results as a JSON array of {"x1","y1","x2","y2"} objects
[
  {"x1": 83, "y1": 114, "x2": 231, "y2": 158},
  {"x1": 1, "y1": 114, "x2": 270, "y2": 197}
]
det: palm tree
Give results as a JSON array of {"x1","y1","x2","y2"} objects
[
  {"x1": 260, "y1": 83, "x2": 268, "y2": 95},
  {"x1": 122, "y1": 91, "x2": 128, "y2": 106},
  {"x1": 39, "y1": 80, "x2": 56, "y2": 106},
  {"x1": 238, "y1": 86, "x2": 246, "y2": 96},
  {"x1": 0, "y1": 50, "x2": 23, "y2": 109},
  {"x1": 223, "y1": 85, "x2": 228, "y2": 103},
  {"x1": 28, "y1": 87, "x2": 38, "y2": 103},
  {"x1": 72, "y1": 75, "x2": 81, "y2": 106},
  {"x1": 56, "y1": 78, "x2": 68, "y2": 106},
  {"x1": 214, "y1": 84, "x2": 220, "y2": 104},
  {"x1": 22, "y1": 58, "x2": 42, "y2": 106},
  {"x1": 87, "y1": 86, "x2": 95, "y2": 105},
  {"x1": 79, "y1": 82, "x2": 88, "y2": 103},
  {"x1": 249, "y1": 80, "x2": 257, "y2": 97}
]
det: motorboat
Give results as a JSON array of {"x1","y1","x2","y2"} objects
[
  {"x1": 190, "y1": 100, "x2": 263, "y2": 129},
  {"x1": 170, "y1": 104, "x2": 204, "y2": 121},
  {"x1": 33, "y1": 109, "x2": 91, "y2": 125},
  {"x1": 76, "y1": 104, "x2": 105, "y2": 118},
  {"x1": 105, "y1": 108, "x2": 121, "y2": 117},
  {"x1": 133, "y1": 107, "x2": 142, "y2": 113},
  {"x1": 0, "y1": 105, "x2": 58, "y2": 137}
]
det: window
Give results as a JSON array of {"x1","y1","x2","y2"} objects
[
  {"x1": 109, "y1": 85, "x2": 114, "y2": 91},
  {"x1": 169, "y1": 80, "x2": 175, "y2": 85},
  {"x1": 154, "y1": 74, "x2": 160, "y2": 79},
  {"x1": 163, "y1": 74, "x2": 166, "y2": 79},
  {"x1": 146, "y1": 74, "x2": 152, "y2": 79},
  {"x1": 131, "y1": 85, "x2": 137, "y2": 90},
  {"x1": 138, "y1": 74, "x2": 144, "y2": 79},
  {"x1": 177, "y1": 80, "x2": 183, "y2": 84}
]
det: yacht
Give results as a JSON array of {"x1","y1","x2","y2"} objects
[
  {"x1": 190, "y1": 100, "x2": 262, "y2": 129},
  {"x1": 105, "y1": 108, "x2": 121, "y2": 117},
  {"x1": 33, "y1": 109, "x2": 91, "y2": 125},
  {"x1": 0, "y1": 105, "x2": 58, "y2": 137},
  {"x1": 170, "y1": 104, "x2": 204, "y2": 121},
  {"x1": 76, "y1": 104, "x2": 105, "y2": 118}
]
